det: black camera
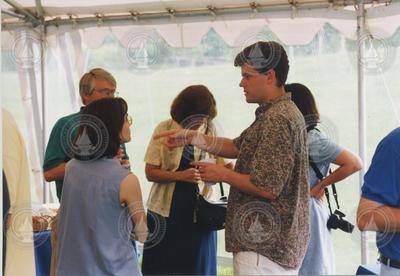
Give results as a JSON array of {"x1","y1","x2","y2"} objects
[{"x1": 327, "y1": 210, "x2": 354, "y2": 233}]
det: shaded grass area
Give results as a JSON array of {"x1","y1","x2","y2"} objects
[{"x1": 218, "y1": 266, "x2": 233, "y2": 276}]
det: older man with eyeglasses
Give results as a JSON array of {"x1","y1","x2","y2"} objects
[
  {"x1": 43, "y1": 68, "x2": 129, "y2": 201},
  {"x1": 43, "y1": 68, "x2": 132, "y2": 276}
]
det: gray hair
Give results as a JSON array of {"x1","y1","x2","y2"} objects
[{"x1": 79, "y1": 68, "x2": 116, "y2": 99}]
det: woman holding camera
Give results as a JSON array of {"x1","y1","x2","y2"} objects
[{"x1": 285, "y1": 83, "x2": 362, "y2": 275}]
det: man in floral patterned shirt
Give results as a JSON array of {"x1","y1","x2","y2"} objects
[{"x1": 156, "y1": 41, "x2": 309, "y2": 275}]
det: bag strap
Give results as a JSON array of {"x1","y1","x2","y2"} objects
[
  {"x1": 196, "y1": 122, "x2": 226, "y2": 197},
  {"x1": 307, "y1": 126, "x2": 340, "y2": 214},
  {"x1": 309, "y1": 159, "x2": 338, "y2": 215},
  {"x1": 219, "y1": 182, "x2": 225, "y2": 197},
  {"x1": 330, "y1": 172, "x2": 340, "y2": 209},
  {"x1": 197, "y1": 149, "x2": 225, "y2": 197}
]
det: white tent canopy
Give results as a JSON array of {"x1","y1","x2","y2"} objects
[{"x1": 2, "y1": 0, "x2": 400, "y2": 47}]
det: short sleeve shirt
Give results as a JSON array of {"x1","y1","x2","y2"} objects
[
  {"x1": 225, "y1": 94, "x2": 310, "y2": 269},
  {"x1": 43, "y1": 111, "x2": 81, "y2": 200},
  {"x1": 308, "y1": 129, "x2": 342, "y2": 188},
  {"x1": 361, "y1": 128, "x2": 400, "y2": 260}
]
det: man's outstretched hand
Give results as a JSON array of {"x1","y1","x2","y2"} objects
[{"x1": 153, "y1": 129, "x2": 196, "y2": 149}]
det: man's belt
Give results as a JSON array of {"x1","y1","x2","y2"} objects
[{"x1": 379, "y1": 255, "x2": 400, "y2": 269}]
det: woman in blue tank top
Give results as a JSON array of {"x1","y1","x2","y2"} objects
[{"x1": 56, "y1": 98, "x2": 147, "y2": 276}]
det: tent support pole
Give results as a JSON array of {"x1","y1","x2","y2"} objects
[
  {"x1": 40, "y1": 24, "x2": 49, "y2": 204},
  {"x1": 3, "y1": 0, "x2": 41, "y2": 26},
  {"x1": 35, "y1": 0, "x2": 44, "y2": 21},
  {"x1": 1, "y1": 9, "x2": 25, "y2": 19},
  {"x1": 357, "y1": 0, "x2": 368, "y2": 265}
]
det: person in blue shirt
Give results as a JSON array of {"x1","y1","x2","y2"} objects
[
  {"x1": 357, "y1": 128, "x2": 400, "y2": 275},
  {"x1": 285, "y1": 83, "x2": 362, "y2": 275}
]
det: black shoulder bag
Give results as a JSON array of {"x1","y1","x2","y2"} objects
[
  {"x1": 195, "y1": 182, "x2": 227, "y2": 231},
  {"x1": 308, "y1": 126, "x2": 354, "y2": 233}
]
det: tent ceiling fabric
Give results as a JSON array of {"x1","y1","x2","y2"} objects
[
  {"x1": 1, "y1": 0, "x2": 400, "y2": 49},
  {"x1": 1, "y1": 0, "x2": 354, "y2": 16},
  {"x1": 2, "y1": 0, "x2": 396, "y2": 21}
]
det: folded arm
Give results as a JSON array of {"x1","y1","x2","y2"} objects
[
  {"x1": 44, "y1": 163, "x2": 66, "y2": 182},
  {"x1": 223, "y1": 169, "x2": 277, "y2": 200},
  {"x1": 192, "y1": 162, "x2": 276, "y2": 200},
  {"x1": 311, "y1": 149, "x2": 362, "y2": 199},
  {"x1": 357, "y1": 197, "x2": 400, "y2": 232}
]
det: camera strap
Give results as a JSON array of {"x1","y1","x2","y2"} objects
[
  {"x1": 310, "y1": 161, "x2": 340, "y2": 215},
  {"x1": 307, "y1": 126, "x2": 340, "y2": 215}
]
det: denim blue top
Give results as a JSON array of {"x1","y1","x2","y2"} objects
[{"x1": 56, "y1": 157, "x2": 141, "y2": 276}]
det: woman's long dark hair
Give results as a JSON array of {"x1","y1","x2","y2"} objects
[
  {"x1": 285, "y1": 83, "x2": 320, "y2": 127},
  {"x1": 74, "y1": 97, "x2": 128, "y2": 160}
]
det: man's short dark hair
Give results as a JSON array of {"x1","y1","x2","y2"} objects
[
  {"x1": 75, "y1": 97, "x2": 128, "y2": 160},
  {"x1": 234, "y1": 41, "x2": 289, "y2": 87},
  {"x1": 170, "y1": 85, "x2": 217, "y2": 127}
]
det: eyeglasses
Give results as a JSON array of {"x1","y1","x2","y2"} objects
[
  {"x1": 93, "y1": 88, "x2": 119, "y2": 97},
  {"x1": 126, "y1": 115, "x2": 133, "y2": 126}
]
